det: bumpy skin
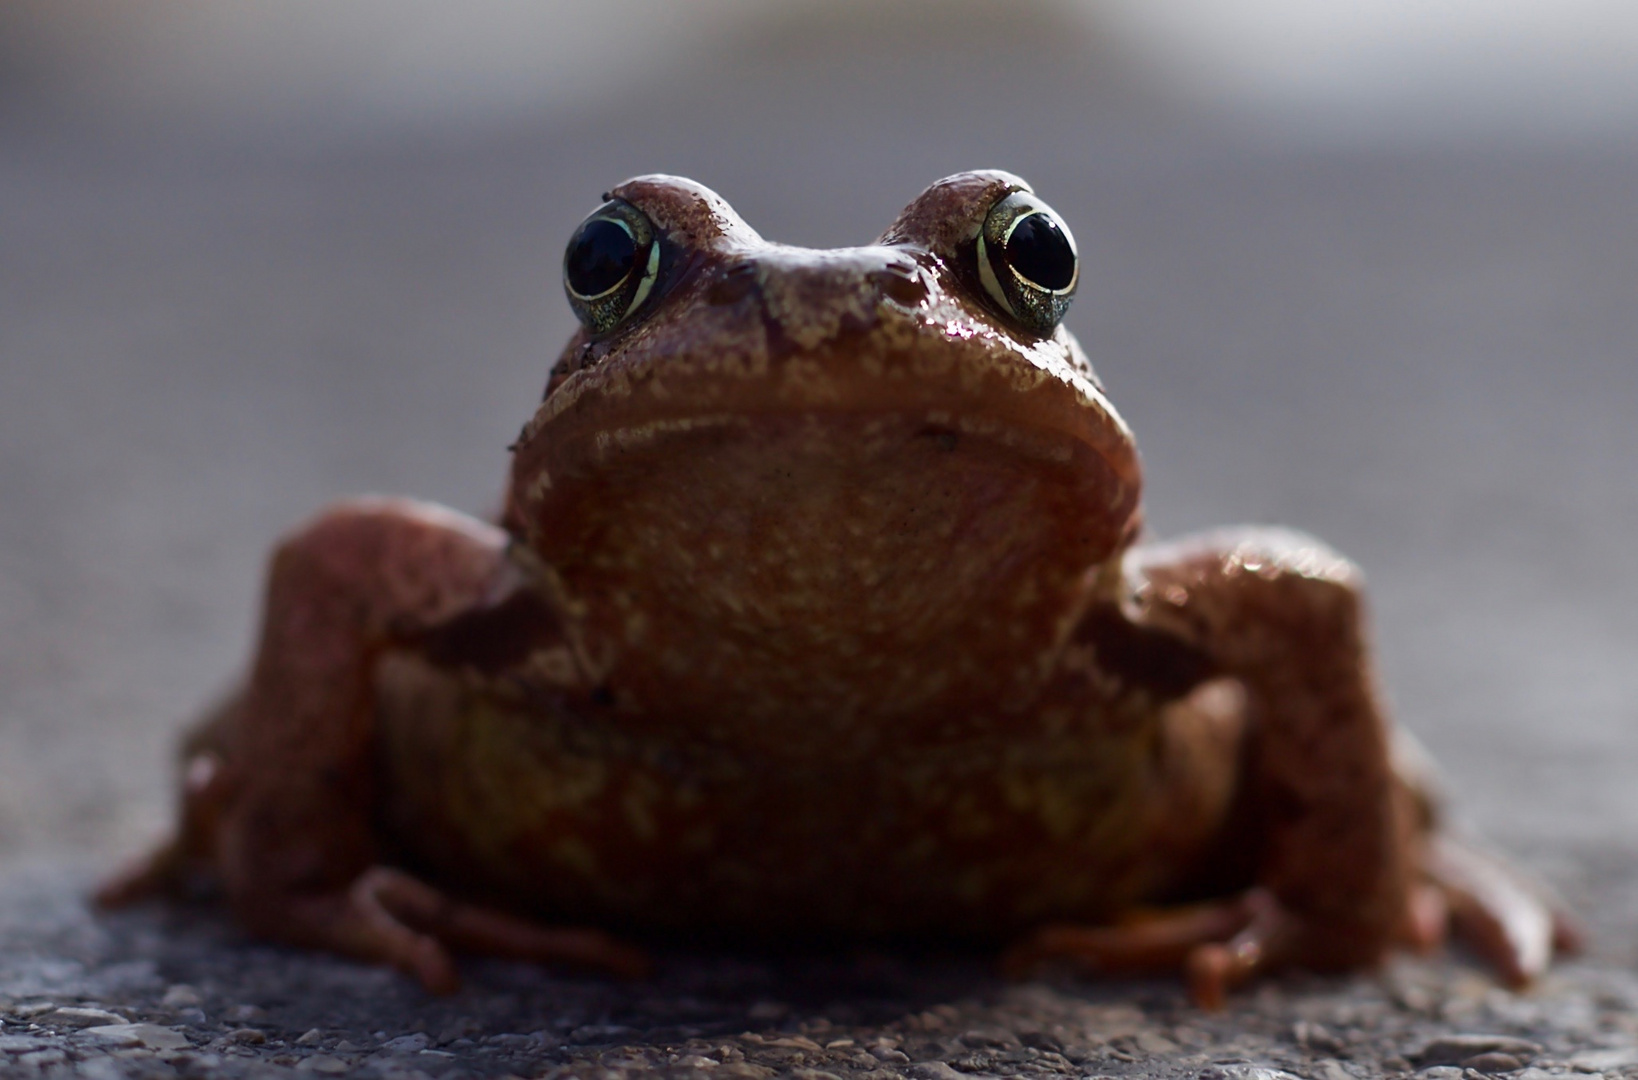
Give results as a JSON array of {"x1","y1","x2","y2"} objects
[{"x1": 99, "y1": 171, "x2": 1572, "y2": 1005}]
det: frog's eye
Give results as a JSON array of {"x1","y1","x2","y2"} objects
[
  {"x1": 975, "y1": 190, "x2": 1078, "y2": 334},
  {"x1": 563, "y1": 198, "x2": 661, "y2": 335}
]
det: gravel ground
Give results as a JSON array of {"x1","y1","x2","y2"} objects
[{"x1": 2, "y1": 853, "x2": 1638, "y2": 1079}]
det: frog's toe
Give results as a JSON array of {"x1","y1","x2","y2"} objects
[
  {"x1": 1423, "y1": 834, "x2": 1581, "y2": 988},
  {"x1": 244, "y1": 867, "x2": 649, "y2": 993},
  {"x1": 361, "y1": 867, "x2": 651, "y2": 980},
  {"x1": 1005, "y1": 888, "x2": 1391, "y2": 1009},
  {"x1": 93, "y1": 838, "x2": 187, "y2": 908},
  {"x1": 1004, "y1": 890, "x2": 1305, "y2": 1009},
  {"x1": 240, "y1": 868, "x2": 463, "y2": 994}
]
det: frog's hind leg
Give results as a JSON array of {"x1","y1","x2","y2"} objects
[
  {"x1": 1416, "y1": 833, "x2": 1580, "y2": 987},
  {"x1": 1008, "y1": 528, "x2": 1414, "y2": 1008},
  {"x1": 1005, "y1": 779, "x2": 1582, "y2": 1008},
  {"x1": 1392, "y1": 731, "x2": 1582, "y2": 986},
  {"x1": 1008, "y1": 527, "x2": 1575, "y2": 1009},
  {"x1": 104, "y1": 498, "x2": 650, "y2": 993}
]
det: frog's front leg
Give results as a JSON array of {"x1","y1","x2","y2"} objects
[
  {"x1": 1011, "y1": 527, "x2": 1560, "y2": 1005},
  {"x1": 1135, "y1": 527, "x2": 1410, "y2": 999},
  {"x1": 98, "y1": 498, "x2": 644, "y2": 989}
]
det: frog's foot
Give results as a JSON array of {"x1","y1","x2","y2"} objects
[
  {"x1": 1413, "y1": 833, "x2": 1583, "y2": 988},
  {"x1": 1002, "y1": 889, "x2": 1306, "y2": 1009},
  {"x1": 241, "y1": 868, "x2": 650, "y2": 995},
  {"x1": 95, "y1": 751, "x2": 231, "y2": 908},
  {"x1": 94, "y1": 838, "x2": 189, "y2": 909}
]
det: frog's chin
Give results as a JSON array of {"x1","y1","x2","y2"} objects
[
  {"x1": 509, "y1": 320, "x2": 1143, "y2": 697},
  {"x1": 511, "y1": 388, "x2": 1139, "y2": 578},
  {"x1": 515, "y1": 327, "x2": 1139, "y2": 538},
  {"x1": 506, "y1": 402, "x2": 1138, "y2": 734}
]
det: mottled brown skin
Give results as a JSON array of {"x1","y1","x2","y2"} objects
[{"x1": 100, "y1": 171, "x2": 1574, "y2": 1006}]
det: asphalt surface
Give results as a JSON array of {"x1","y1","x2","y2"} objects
[{"x1": 3, "y1": 6, "x2": 1638, "y2": 1076}]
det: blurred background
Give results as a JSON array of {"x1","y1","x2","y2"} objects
[{"x1": 1, "y1": 1, "x2": 1636, "y2": 892}]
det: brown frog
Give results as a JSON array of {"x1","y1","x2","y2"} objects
[{"x1": 99, "y1": 171, "x2": 1574, "y2": 1006}]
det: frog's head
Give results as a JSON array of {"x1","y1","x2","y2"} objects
[{"x1": 507, "y1": 173, "x2": 1142, "y2": 727}]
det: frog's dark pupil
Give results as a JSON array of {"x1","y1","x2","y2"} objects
[
  {"x1": 566, "y1": 218, "x2": 637, "y2": 298},
  {"x1": 1004, "y1": 213, "x2": 1075, "y2": 291}
]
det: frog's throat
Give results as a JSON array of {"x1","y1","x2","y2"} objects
[{"x1": 506, "y1": 403, "x2": 1134, "y2": 744}]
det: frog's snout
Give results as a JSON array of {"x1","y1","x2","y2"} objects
[
  {"x1": 704, "y1": 246, "x2": 933, "y2": 350},
  {"x1": 708, "y1": 253, "x2": 930, "y2": 309}
]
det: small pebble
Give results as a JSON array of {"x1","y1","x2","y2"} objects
[
  {"x1": 10, "y1": 1002, "x2": 57, "y2": 1020},
  {"x1": 908, "y1": 1065, "x2": 965, "y2": 1080},
  {"x1": 296, "y1": 1029, "x2": 324, "y2": 1046},
  {"x1": 1202, "y1": 1068, "x2": 1302, "y2": 1080},
  {"x1": 1294, "y1": 1021, "x2": 1345, "y2": 1053},
  {"x1": 78, "y1": 1058, "x2": 125, "y2": 1080},
  {"x1": 383, "y1": 1032, "x2": 431, "y2": 1052},
  {"x1": 1463, "y1": 1052, "x2": 1523, "y2": 1073},
  {"x1": 960, "y1": 1028, "x2": 1018, "y2": 1050},
  {"x1": 47, "y1": 1006, "x2": 127, "y2": 1027},
  {"x1": 1135, "y1": 1032, "x2": 1181, "y2": 1055},
  {"x1": 296, "y1": 1053, "x2": 351, "y2": 1073},
  {"x1": 1570, "y1": 1047, "x2": 1638, "y2": 1071},
  {"x1": 228, "y1": 1027, "x2": 267, "y2": 1045},
  {"x1": 161, "y1": 984, "x2": 202, "y2": 1008},
  {"x1": 85, "y1": 1023, "x2": 191, "y2": 1051},
  {"x1": 20, "y1": 1049, "x2": 66, "y2": 1067},
  {"x1": 1415, "y1": 1036, "x2": 1544, "y2": 1067}
]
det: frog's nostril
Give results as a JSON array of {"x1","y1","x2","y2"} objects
[{"x1": 706, "y1": 262, "x2": 759, "y2": 306}]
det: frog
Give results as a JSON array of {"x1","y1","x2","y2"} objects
[{"x1": 98, "y1": 170, "x2": 1575, "y2": 1007}]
